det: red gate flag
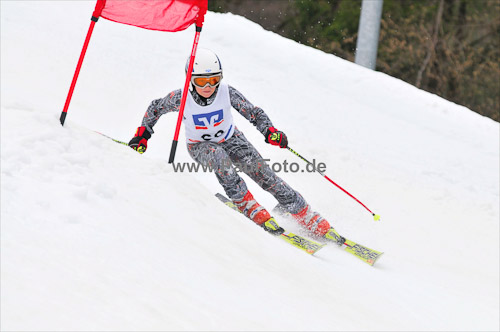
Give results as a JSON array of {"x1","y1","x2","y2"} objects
[
  {"x1": 60, "y1": 0, "x2": 208, "y2": 126},
  {"x1": 100, "y1": 0, "x2": 207, "y2": 32}
]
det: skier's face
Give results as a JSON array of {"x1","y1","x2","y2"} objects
[{"x1": 195, "y1": 84, "x2": 216, "y2": 98}]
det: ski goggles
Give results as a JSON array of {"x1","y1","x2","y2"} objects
[{"x1": 191, "y1": 74, "x2": 222, "y2": 88}]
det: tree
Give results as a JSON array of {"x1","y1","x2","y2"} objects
[{"x1": 209, "y1": 0, "x2": 500, "y2": 121}]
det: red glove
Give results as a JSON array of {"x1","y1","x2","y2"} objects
[
  {"x1": 265, "y1": 127, "x2": 288, "y2": 148},
  {"x1": 128, "y1": 126, "x2": 151, "y2": 154}
]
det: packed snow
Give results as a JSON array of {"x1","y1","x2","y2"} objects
[{"x1": 1, "y1": 1, "x2": 499, "y2": 331}]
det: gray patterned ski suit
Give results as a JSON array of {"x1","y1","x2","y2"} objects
[{"x1": 140, "y1": 85, "x2": 307, "y2": 214}]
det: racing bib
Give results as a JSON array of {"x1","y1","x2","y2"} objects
[{"x1": 184, "y1": 83, "x2": 235, "y2": 144}]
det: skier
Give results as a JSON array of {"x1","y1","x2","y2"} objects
[{"x1": 128, "y1": 48, "x2": 345, "y2": 245}]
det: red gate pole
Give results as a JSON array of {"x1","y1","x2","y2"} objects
[
  {"x1": 168, "y1": 25, "x2": 202, "y2": 163},
  {"x1": 60, "y1": 0, "x2": 105, "y2": 126}
]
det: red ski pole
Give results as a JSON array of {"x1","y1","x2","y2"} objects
[{"x1": 287, "y1": 147, "x2": 380, "y2": 221}]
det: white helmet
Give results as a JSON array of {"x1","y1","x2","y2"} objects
[{"x1": 186, "y1": 48, "x2": 223, "y2": 77}]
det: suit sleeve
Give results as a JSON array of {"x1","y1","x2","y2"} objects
[
  {"x1": 228, "y1": 85, "x2": 273, "y2": 136},
  {"x1": 141, "y1": 89, "x2": 182, "y2": 135}
]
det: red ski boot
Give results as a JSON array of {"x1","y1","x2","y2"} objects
[
  {"x1": 291, "y1": 205, "x2": 345, "y2": 245},
  {"x1": 234, "y1": 191, "x2": 284, "y2": 235}
]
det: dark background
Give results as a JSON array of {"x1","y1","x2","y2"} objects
[{"x1": 209, "y1": 0, "x2": 499, "y2": 122}]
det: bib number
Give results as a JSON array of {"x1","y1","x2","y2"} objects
[{"x1": 202, "y1": 130, "x2": 224, "y2": 141}]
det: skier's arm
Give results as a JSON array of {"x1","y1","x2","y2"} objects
[
  {"x1": 229, "y1": 85, "x2": 288, "y2": 148},
  {"x1": 228, "y1": 85, "x2": 273, "y2": 135},
  {"x1": 141, "y1": 89, "x2": 182, "y2": 135},
  {"x1": 129, "y1": 89, "x2": 181, "y2": 153}
]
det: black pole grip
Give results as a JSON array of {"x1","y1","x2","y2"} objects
[{"x1": 168, "y1": 140, "x2": 179, "y2": 164}]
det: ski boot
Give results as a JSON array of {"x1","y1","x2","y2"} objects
[
  {"x1": 290, "y1": 204, "x2": 331, "y2": 237},
  {"x1": 290, "y1": 205, "x2": 345, "y2": 245},
  {"x1": 234, "y1": 191, "x2": 284, "y2": 235}
]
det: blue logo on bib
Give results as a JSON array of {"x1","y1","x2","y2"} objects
[{"x1": 193, "y1": 109, "x2": 224, "y2": 130}]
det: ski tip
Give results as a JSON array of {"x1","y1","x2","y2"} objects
[
  {"x1": 280, "y1": 232, "x2": 326, "y2": 255},
  {"x1": 367, "y1": 252, "x2": 384, "y2": 266},
  {"x1": 303, "y1": 242, "x2": 327, "y2": 255}
]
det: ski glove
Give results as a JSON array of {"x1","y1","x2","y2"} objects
[
  {"x1": 265, "y1": 127, "x2": 288, "y2": 149},
  {"x1": 129, "y1": 126, "x2": 151, "y2": 154}
]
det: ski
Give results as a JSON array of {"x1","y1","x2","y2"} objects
[
  {"x1": 273, "y1": 205, "x2": 383, "y2": 266},
  {"x1": 215, "y1": 193, "x2": 325, "y2": 255},
  {"x1": 94, "y1": 131, "x2": 129, "y2": 146},
  {"x1": 341, "y1": 239, "x2": 383, "y2": 266}
]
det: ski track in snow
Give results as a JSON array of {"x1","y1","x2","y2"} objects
[{"x1": 1, "y1": 1, "x2": 499, "y2": 331}]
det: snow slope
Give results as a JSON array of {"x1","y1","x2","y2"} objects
[{"x1": 1, "y1": 1, "x2": 499, "y2": 331}]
